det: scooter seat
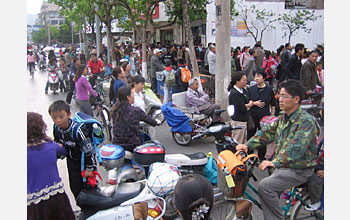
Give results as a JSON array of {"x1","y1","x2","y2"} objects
[
  {"x1": 77, "y1": 182, "x2": 145, "y2": 211},
  {"x1": 213, "y1": 109, "x2": 225, "y2": 115},
  {"x1": 165, "y1": 152, "x2": 208, "y2": 166}
]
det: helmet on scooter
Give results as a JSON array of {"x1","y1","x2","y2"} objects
[{"x1": 147, "y1": 162, "x2": 181, "y2": 197}]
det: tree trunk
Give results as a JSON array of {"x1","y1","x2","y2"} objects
[
  {"x1": 181, "y1": 0, "x2": 199, "y2": 77},
  {"x1": 141, "y1": 28, "x2": 148, "y2": 79},
  {"x1": 107, "y1": 24, "x2": 116, "y2": 66}
]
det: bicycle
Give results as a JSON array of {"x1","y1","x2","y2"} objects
[
  {"x1": 91, "y1": 74, "x2": 113, "y2": 141},
  {"x1": 210, "y1": 154, "x2": 324, "y2": 220}
]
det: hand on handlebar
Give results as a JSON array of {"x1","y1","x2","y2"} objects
[
  {"x1": 258, "y1": 160, "x2": 275, "y2": 171},
  {"x1": 155, "y1": 119, "x2": 162, "y2": 126},
  {"x1": 236, "y1": 144, "x2": 248, "y2": 153}
]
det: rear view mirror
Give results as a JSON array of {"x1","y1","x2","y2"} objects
[{"x1": 227, "y1": 105, "x2": 235, "y2": 117}]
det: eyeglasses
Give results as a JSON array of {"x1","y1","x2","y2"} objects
[{"x1": 278, "y1": 94, "x2": 294, "y2": 99}]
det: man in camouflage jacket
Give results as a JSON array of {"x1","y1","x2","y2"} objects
[{"x1": 236, "y1": 79, "x2": 318, "y2": 220}]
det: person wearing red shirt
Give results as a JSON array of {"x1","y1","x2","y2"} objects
[{"x1": 88, "y1": 52, "x2": 105, "y2": 87}]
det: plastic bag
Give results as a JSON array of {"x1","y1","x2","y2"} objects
[{"x1": 204, "y1": 152, "x2": 217, "y2": 185}]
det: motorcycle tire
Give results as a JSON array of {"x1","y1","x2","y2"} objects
[
  {"x1": 172, "y1": 132, "x2": 192, "y2": 146},
  {"x1": 163, "y1": 194, "x2": 179, "y2": 220},
  {"x1": 101, "y1": 106, "x2": 112, "y2": 141}
]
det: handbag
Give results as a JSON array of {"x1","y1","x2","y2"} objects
[{"x1": 204, "y1": 152, "x2": 217, "y2": 185}]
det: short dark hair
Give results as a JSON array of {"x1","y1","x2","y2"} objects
[
  {"x1": 285, "y1": 43, "x2": 291, "y2": 48},
  {"x1": 132, "y1": 75, "x2": 145, "y2": 85},
  {"x1": 178, "y1": 58, "x2": 185, "y2": 65},
  {"x1": 254, "y1": 67, "x2": 267, "y2": 79},
  {"x1": 279, "y1": 79, "x2": 305, "y2": 103},
  {"x1": 228, "y1": 71, "x2": 246, "y2": 91},
  {"x1": 48, "y1": 100, "x2": 70, "y2": 115},
  {"x1": 249, "y1": 48, "x2": 255, "y2": 55},
  {"x1": 295, "y1": 43, "x2": 305, "y2": 54},
  {"x1": 308, "y1": 50, "x2": 319, "y2": 57},
  {"x1": 165, "y1": 59, "x2": 172, "y2": 67}
]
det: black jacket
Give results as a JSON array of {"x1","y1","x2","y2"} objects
[
  {"x1": 284, "y1": 53, "x2": 302, "y2": 80},
  {"x1": 248, "y1": 85, "x2": 275, "y2": 119},
  {"x1": 229, "y1": 88, "x2": 249, "y2": 122}
]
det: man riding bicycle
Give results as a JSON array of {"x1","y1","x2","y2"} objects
[{"x1": 236, "y1": 79, "x2": 318, "y2": 220}]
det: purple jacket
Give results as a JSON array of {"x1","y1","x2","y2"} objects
[
  {"x1": 186, "y1": 87, "x2": 211, "y2": 114},
  {"x1": 27, "y1": 141, "x2": 67, "y2": 205},
  {"x1": 75, "y1": 75, "x2": 97, "y2": 100}
]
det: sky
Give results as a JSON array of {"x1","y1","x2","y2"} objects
[{"x1": 27, "y1": 0, "x2": 45, "y2": 14}]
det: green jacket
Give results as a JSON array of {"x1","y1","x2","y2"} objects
[{"x1": 246, "y1": 106, "x2": 318, "y2": 169}]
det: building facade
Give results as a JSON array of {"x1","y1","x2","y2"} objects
[{"x1": 38, "y1": 1, "x2": 65, "y2": 27}]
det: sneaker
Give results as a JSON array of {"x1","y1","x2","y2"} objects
[
  {"x1": 304, "y1": 201, "x2": 321, "y2": 211},
  {"x1": 45, "y1": 91, "x2": 48, "y2": 94}
]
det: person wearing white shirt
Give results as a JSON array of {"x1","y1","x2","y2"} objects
[
  {"x1": 208, "y1": 45, "x2": 216, "y2": 75},
  {"x1": 131, "y1": 75, "x2": 146, "y2": 111}
]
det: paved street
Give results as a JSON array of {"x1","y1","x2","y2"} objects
[{"x1": 27, "y1": 67, "x2": 269, "y2": 219}]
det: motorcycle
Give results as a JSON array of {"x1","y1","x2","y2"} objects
[
  {"x1": 162, "y1": 91, "x2": 226, "y2": 146},
  {"x1": 144, "y1": 82, "x2": 165, "y2": 124},
  {"x1": 47, "y1": 66, "x2": 60, "y2": 94},
  {"x1": 76, "y1": 144, "x2": 171, "y2": 220}
]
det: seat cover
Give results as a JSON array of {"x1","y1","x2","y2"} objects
[
  {"x1": 77, "y1": 182, "x2": 145, "y2": 211},
  {"x1": 165, "y1": 152, "x2": 208, "y2": 166}
]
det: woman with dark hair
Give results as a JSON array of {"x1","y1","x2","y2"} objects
[
  {"x1": 121, "y1": 61, "x2": 133, "y2": 84},
  {"x1": 109, "y1": 66, "x2": 127, "y2": 104},
  {"x1": 110, "y1": 85, "x2": 158, "y2": 152},
  {"x1": 27, "y1": 112, "x2": 75, "y2": 220},
  {"x1": 131, "y1": 75, "x2": 146, "y2": 111},
  {"x1": 247, "y1": 67, "x2": 276, "y2": 160},
  {"x1": 174, "y1": 174, "x2": 214, "y2": 220},
  {"x1": 228, "y1": 71, "x2": 253, "y2": 144},
  {"x1": 74, "y1": 64, "x2": 97, "y2": 116}
]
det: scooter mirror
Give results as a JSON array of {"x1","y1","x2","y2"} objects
[{"x1": 227, "y1": 105, "x2": 235, "y2": 117}]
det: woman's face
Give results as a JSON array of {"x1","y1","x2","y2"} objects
[
  {"x1": 134, "y1": 82, "x2": 144, "y2": 92},
  {"x1": 254, "y1": 73, "x2": 264, "y2": 85},
  {"x1": 127, "y1": 91, "x2": 134, "y2": 104},
  {"x1": 236, "y1": 75, "x2": 247, "y2": 88},
  {"x1": 83, "y1": 67, "x2": 88, "y2": 75}
]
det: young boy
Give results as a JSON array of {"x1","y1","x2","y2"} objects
[{"x1": 48, "y1": 100, "x2": 97, "y2": 200}]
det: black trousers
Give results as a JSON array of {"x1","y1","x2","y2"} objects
[
  {"x1": 66, "y1": 157, "x2": 84, "y2": 200},
  {"x1": 89, "y1": 72, "x2": 104, "y2": 88},
  {"x1": 247, "y1": 114, "x2": 267, "y2": 160},
  {"x1": 151, "y1": 77, "x2": 157, "y2": 94},
  {"x1": 66, "y1": 77, "x2": 75, "y2": 104}
]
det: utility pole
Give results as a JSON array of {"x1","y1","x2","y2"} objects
[
  {"x1": 71, "y1": 21, "x2": 74, "y2": 44},
  {"x1": 215, "y1": 0, "x2": 231, "y2": 121},
  {"x1": 95, "y1": 4, "x2": 101, "y2": 56}
]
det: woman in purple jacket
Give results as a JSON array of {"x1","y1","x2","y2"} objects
[
  {"x1": 27, "y1": 112, "x2": 75, "y2": 220},
  {"x1": 73, "y1": 64, "x2": 97, "y2": 116}
]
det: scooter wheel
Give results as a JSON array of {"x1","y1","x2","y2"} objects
[
  {"x1": 163, "y1": 194, "x2": 179, "y2": 220},
  {"x1": 172, "y1": 132, "x2": 191, "y2": 146}
]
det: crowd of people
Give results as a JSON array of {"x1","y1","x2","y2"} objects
[{"x1": 27, "y1": 39, "x2": 324, "y2": 220}]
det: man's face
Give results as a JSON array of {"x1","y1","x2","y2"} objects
[
  {"x1": 190, "y1": 80, "x2": 199, "y2": 91},
  {"x1": 91, "y1": 55, "x2": 97, "y2": 61},
  {"x1": 75, "y1": 59, "x2": 81, "y2": 66},
  {"x1": 308, "y1": 52, "x2": 318, "y2": 63},
  {"x1": 278, "y1": 88, "x2": 299, "y2": 112},
  {"x1": 119, "y1": 70, "x2": 128, "y2": 84},
  {"x1": 50, "y1": 110, "x2": 71, "y2": 130}
]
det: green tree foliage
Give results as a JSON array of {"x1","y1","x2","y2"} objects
[
  {"x1": 278, "y1": 9, "x2": 321, "y2": 43},
  {"x1": 32, "y1": 26, "x2": 60, "y2": 44}
]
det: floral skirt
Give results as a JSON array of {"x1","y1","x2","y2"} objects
[{"x1": 27, "y1": 192, "x2": 75, "y2": 220}]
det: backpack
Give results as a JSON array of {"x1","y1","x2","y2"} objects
[
  {"x1": 164, "y1": 69, "x2": 176, "y2": 87},
  {"x1": 181, "y1": 67, "x2": 191, "y2": 83},
  {"x1": 72, "y1": 112, "x2": 105, "y2": 181}
]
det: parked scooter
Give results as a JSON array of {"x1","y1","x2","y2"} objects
[
  {"x1": 47, "y1": 66, "x2": 60, "y2": 94},
  {"x1": 76, "y1": 144, "x2": 172, "y2": 220}
]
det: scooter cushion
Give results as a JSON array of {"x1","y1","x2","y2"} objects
[
  {"x1": 165, "y1": 152, "x2": 208, "y2": 166},
  {"x1": 77, "y1": 182, "x2": 145, "y2": 211}
]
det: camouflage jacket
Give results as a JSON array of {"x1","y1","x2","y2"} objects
[{"x1": 246, "y1": 106, "x2": 318, "y2": 169}]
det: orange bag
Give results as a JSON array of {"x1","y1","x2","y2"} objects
[{"x1": 217, "y1": 150, "x2": 258, "y2": 198}]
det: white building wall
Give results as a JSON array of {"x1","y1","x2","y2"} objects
[{"x1": 206, "y1": 1, "x2": 324, "y2": 51}]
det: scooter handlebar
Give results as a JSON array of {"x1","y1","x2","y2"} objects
[{"x1": 192, "y1": 133, "x2": 203, "y2": 140}]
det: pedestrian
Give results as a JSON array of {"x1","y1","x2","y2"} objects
[
  {"x1": 282, "y1": 43, "x2": 304, "y2": 81},
  {"x1": 74, "y1": 64, "x2": 98, "y2": 117},
  {"x1": 125, "y1": 50, "x2": 137, "y2": 77},
  {"x1": 316, "y1": 62, "x2": 324, "y2": 87},
  {"x1": 262, "y1": 50, "x2": 278, "y2": 86},
  {"x1": 228, "y1": 72, "x2": 254, "y2": 144},
  {"x1": 27, "y1": 51, "x2": 36, "y2": 74},
  {"x1": 48, "y1": 100, "x2": 98, "y2": 201},
  {"x1": 236, "y1": 79, "x2": 318, "y2": 220},
  {"x1": 247, "y1": 67, "x2": 276, "y2": 160},
  {"x1": 131, "y1": 75, "x2": 146, "y2": 111},
  {"x1": 177, "y1": 44, "x2": 190, "y2": 66},
  {"x1": 79, "y1": 49, "x2": 86, "y2": 65},
  {"x1": 240, "y1": 46, "x2": 250, "y2": 70},
  {"x1": 150, "y1": 48, "x2": 165, "y2": 94},
  {"x1": 299, "y1": 50, "x2": 322, "y2": 99},
  {"x1": 174, "y1": 174, "x2": 214, "y2": 220},
  {"x1": 64, "y1": 48, "x2": 72, "y2": 68},
  {"x1": 109, "y1": 66, "x2": 127, "y2": 105},
  {"x1": 207, "y1": 44, "x2": 216, "y2": 75},
  {"x1": 88, "y1": 52, "x2": 105, "y2": 87},
  {"x1": 27, "y1": 112, "x2": 75, "y2": 220},
  {"x1": 162, "y1": 59, "x2": 175, "y2": 104},
  {"x1": 243, "y1": 48, "x2": 257, "y2": 83},
  {"x1": 45, "y1": 57, "x2": 66, "y2": 94},
  {"x1": 114, "y1": 45, "x2": 122, "y2": 66},
  {"x1": 66, "y1": 58, "x2": 80, "y2": 104},
  {"x1": 254, "y1": 42, "x2": 265, "y2": 68}
]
